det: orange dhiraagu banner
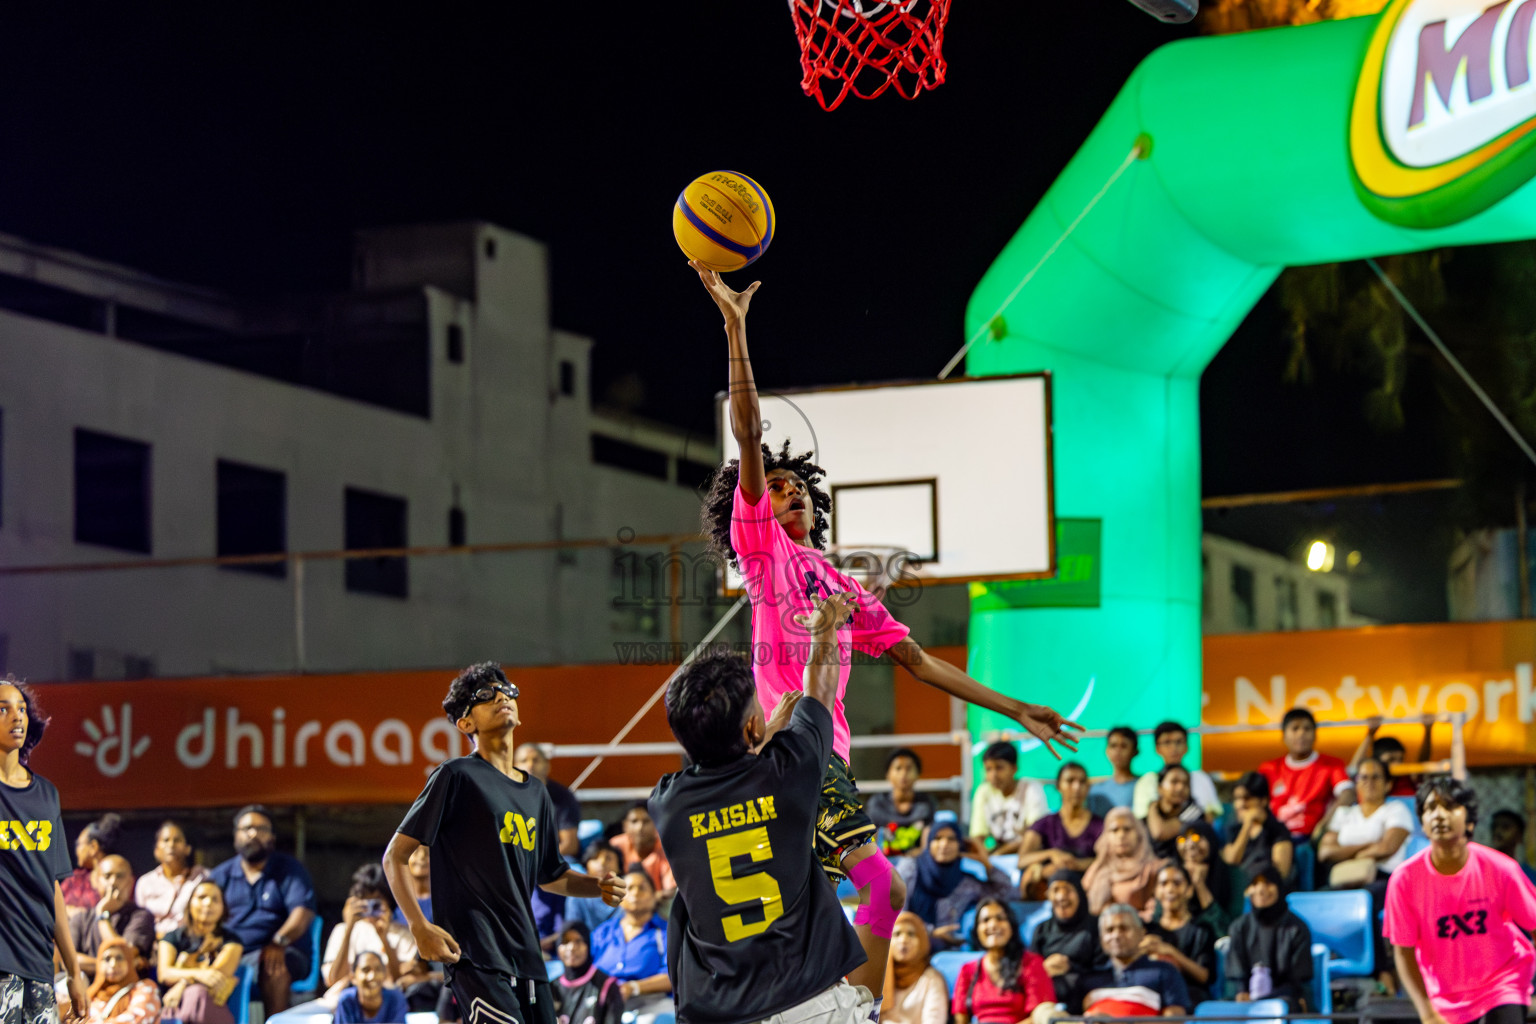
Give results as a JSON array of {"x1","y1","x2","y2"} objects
[
  {"x1": 27, "y1": 647, "x2": 970, "y2": 811},
  {"x1": 1201, "y1": 621, "x2": 1536, "y2": 772}
]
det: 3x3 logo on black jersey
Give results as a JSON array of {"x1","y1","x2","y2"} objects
[{"x1": 1436, "y1": 910, "x2": 1488, "y2": 939}]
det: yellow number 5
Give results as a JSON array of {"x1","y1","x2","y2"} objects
[{"x1": 707, "y1": 827, "x2": 784, "y2": 942}]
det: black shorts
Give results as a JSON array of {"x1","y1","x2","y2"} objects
[
  {"x1": 445, "y1": 964, "x2": 555, "y2": 1024},
  {"x1": 815, "y1": 753, "x2": 877, "y2": 880}
]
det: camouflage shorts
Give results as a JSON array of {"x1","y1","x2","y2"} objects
[
  {"x1": 0, "y1": 975, "x2": 58, "y2": 1024},
  {"x1": 815, "y1": 754, "x2": 877, "y2": 881}
]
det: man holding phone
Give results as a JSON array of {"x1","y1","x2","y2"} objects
[{"x1": 321, "y1": 864, "x2": 422, "y2": 998}]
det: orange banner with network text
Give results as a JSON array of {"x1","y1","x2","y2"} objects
[{"x1": 1201, "y1": 621, "x2": 1536, "y2": 771}]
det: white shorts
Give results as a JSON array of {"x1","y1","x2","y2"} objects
[{"x1": 752, "y1": 983, "x2": 873, "y2": 1024}]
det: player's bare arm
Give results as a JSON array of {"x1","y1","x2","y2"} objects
[
  {"x1": 693, "y1": 259, "x2": 766, "y2": 500},
  {"x1": 383, "y1": 831, "x2": 460, "y2": 964},
  {"x1": 792, "y1": 591, "x2": 856, "y2": 711},
  {"x1": 885, "y1": 636, "x2": 1083, "y2": 758},
  {"x1": 540, "y1": 869, "x2": 627, "y2": 908}
]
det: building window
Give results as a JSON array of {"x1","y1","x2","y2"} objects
[
  {"x1": 217, "y1": 460, "x2": 287, "y2": 578},
  {"x1": 75, "y1": 428, "x2": 151, "y2": 553},
  {"x1": 446, "y1": 324, "x2": 464, "y2": 364},
  {"x1": 484, "y1": 237, "x2": 497, "y2": 260},
  {"x1": 345, "y1": 487, "x2": 409, "y2": 598},
  {"x1": 1276, "y1": 575, "x2": 1299, "y2": 630},
  {"x1": 559, "y1": 360, "x2": 576, "y2": 397},
  {"x1": 676, "y1": 458, "x2": 715, "y2": 492},
  {"x1": 448, "y1": 506, "x2": 466, "y2": 547},
  {"x1": 592, "y1": 435, "x2": 668, "y2": 480},
  {"x1": 123, "y1": 655, "x2": 155, "y2": 679},
  {"x1": 0, "y1": 406, "x2": 5, "y2": 530},
  {"x1": 67, "y1": 647, "x2": 95, "y2": 681},
  {"x1": 1231, "y1": 564, "x2": 1255, "y2": 629},
  {"x1": 1317, "y1": 590, "x2": 1338, "y2": 628}
]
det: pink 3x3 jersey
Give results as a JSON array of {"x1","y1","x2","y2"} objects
[
  {"x1": 1384, "y1": 843, "x2": 1536, "y2": 1024},
  {"x1": 730, "y1": 483, "x2": 910, "y2": 761}
]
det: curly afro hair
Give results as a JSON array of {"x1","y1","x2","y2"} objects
[{"x1": 701, "y1": 440, "x2": 831, "y2": 569}]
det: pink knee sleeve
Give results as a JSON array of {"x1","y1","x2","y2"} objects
[{"x1": 848, "y1": 849, "x2": 900, "y2": 939}]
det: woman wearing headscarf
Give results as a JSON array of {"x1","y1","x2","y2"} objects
[
  {"x1": 1030, "y1": 870, "x2": 1101, "y2": 1010},
  {"x1": 895, "y1": 821, "x2": 1013, "y2": 950},
  {"x1": 85, "y1": 938, "x2": 160, "y2": 1024},
  {"x1": 552, "y1": 920, "x2": 624, "y2": 1024},
  {"x1": 1225, "y1": 863, "x2": 1313, "y2": 1008},
  {"x1": 1081, "y1": 807, "x2": 1166, "y2": 916},
  {"x1": 882, "y1": 912, "x2": 948, "y2": 1024}
]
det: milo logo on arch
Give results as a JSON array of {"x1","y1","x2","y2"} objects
[
  {"x1": 1350, "y1": 0, "x2": 1536, "y2": 227},
  {"x1": 709, "y1": 173, "x2": 762, "y2": 215}
]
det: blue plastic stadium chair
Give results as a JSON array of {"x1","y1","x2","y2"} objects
[
  {"x1": 1214, "y1": 936, "x2": 1228, "y2": 996},
  {"x1": 959, "y1": 857, "x2": 989, "y2": 882},
  {"x1": 1195, "y1": 1000, "x2": 1288, "y2": 1024},
  {"x1": 578, "y1": 818, "x2": 604, "y2": 846},
  {"x1": 960, "y1": 905, "x2": 979, "y2": 949},
  {"x1": 1291, "y1": 840, "x2": 1316, "y2": 892},
  {"x1": 287, "y1": 916, "x2": 325, "y2": 998},
  {"x1": 1287, "y1": 890, "x2": 1373, "y2": 977},
  {"x1": 546, "y1": 959, "x2": 563, "y2": 982},
  {"x1": 836, "y1": 876, "x2": 858, "y2": 900},
  {"x1": 1403, "y1": 833, "x2": 1430, "y2": 859},
  {"x1": 1018, "y1": 901, "x2": 1053, "y2": 948},
  {"x1": 1311, "y1": 942, "x2": 1333, "y2": 1013},
  {"x1": 934, "y1": 810, "x2": 959, "y2": 826},
  {"x1": 1386, "y1": 796, "x2": 1422, "y2": 836},
  {"x1": 930, "y1": 950, "x2": 981, "y2": 992},
  {"x1": 989, "y1": 853, "x2": 1021, "y2": 887},
  {"x1": 231, "y1": 962, "x2": 257, "y2": 1024},
  {"x1": 843, "y1": 904, "x2": 858, "y2": 923}
]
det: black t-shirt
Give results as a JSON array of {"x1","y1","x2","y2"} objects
[
  {"x1": 1226, "y1": 814, "x2": 1293, "y2": 882},
  {"x1": 649, "y1": 698, "x2": 866, "y2": 1024},
  {"x1": 1149, "y1": 917, "x2": 1216, "y2": 1004},
  {"x1": 161, "y1": 925, "x2": 238, "y2": 965},
  {"x1": 397, "y1": 755, "x2": 569, "y2": 979},
  {"x1": 0, "y1": 772, "x2": 72, "y2": 983},
  {"x1": 547, "y1": 780, "x2": 583, "y2": 834}
]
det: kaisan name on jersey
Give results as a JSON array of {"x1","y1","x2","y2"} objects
[{"x1": 689, "y1": 797, "x2": 779, "y2": 839}]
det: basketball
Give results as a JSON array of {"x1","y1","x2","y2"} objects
[{"x1": 673, "y1": 170, "x2": 775, "y2": 273}]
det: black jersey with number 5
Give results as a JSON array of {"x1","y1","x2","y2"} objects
[
  {"x1": 397, "y1": 755, "x2": 568, "y2": 980},
  {"x1": 648, "y1": 698, "x2": 866, "y2": 1024}
]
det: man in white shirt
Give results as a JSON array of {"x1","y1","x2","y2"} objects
[{"x1": 1132, "y1": 722, "x2": 1221, "y2": 821}]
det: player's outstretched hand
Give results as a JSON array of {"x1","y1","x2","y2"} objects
[
  {"x1": 765, "y1": 691, "x2": 804, "y2": 736},
  {"x1": 598, "y1": 871, "x2": 627, "y2": 908},
  {"x1": 690, "y1": 259, "x2": 760, "y2": 323},
  {"x1": 1015, "y1": 702, "x2": 1085, "y2": 760},
  {"x1": 791, "y1": 591, "x2": 856, "y2": 639},
  {"x1": 412, "y1": 922, "x2": 462, "y2": 965}
]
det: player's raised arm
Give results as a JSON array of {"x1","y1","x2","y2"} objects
[
  {"x1": 792, "y1": 592, "x2": 855, "y2": 711},
  {"x1": 692, "y1": 259, "x2": 766, "y2": 501}
]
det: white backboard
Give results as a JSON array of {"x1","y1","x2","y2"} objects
[{"x1": 718, "y1": 374, "x2": 1055, "y2": 589}]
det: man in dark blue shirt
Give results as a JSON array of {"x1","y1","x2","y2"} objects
[
  {"x1": 1076, "y1": 905, "x2": 1189, "y2": 1016},
  {"x1": 208, "y1": 805, "x2": 316, "y2": 1014}
]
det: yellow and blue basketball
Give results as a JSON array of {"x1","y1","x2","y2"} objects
[{"x1": 673, "y1": 170, "x2": 775, "y2": 273}]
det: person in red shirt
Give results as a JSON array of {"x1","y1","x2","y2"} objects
[
  {"x1": 1258, "y1": 708, "x2": 1351, "y2": 838},
  {"x1": 951, "y1": 899, "x2": 1054, "y2": 1024}
]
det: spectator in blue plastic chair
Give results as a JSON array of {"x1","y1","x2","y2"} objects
[
  {"x1": 550, "y1": 921, "x2": 623, "y2": 1024},
  {"x1": 969, "y1": 742, "x2": 1049, "y2": 857},
  {"x1": 589, "y1": 870, "x2": 671, "y2": 1024},
  {"x1": 1220, "y1": 774, "x2": 1293, "y2": 890},
  {"x1": 896, "y1": 821, "x2": 1014, "y2": 951},
  {"x1": 1082, "y1": 808, "x2": 1166, "y2": 916},
  {"x1": 1224, "y1": 864, "x2": 1312, "y2": 1009},
  {"x1": 515, "y1": 744, "x2": 582, "y2": 860},
  {"x1": 1031, "y1": 870, "x2": 1100, "y2": 1010},
  {"x1": 1087, "y1": 728, "x2": 1140, "y2": 818},
  {"x1": 1488, "y1": 809, "x2": 1536, "y2": 887},
  {"x1": 950, "y1": 899, "x2": 1054, "y2": 1024},
  {"x1": 158, "y1": 880, "x2": 244, "y2": 1024},
  {"x1": 1133, "y1": 723, "x2": 1222, "y2": 823},
  {"x1": 85, "y1": 938, "x2": 160, "y2": 1024},
  {"x1": 867, "y1": 748, "x2": 935, "y2": 858},
  {"x1": 1141, "y1": 863, "x2": 1216, "y2": 1006},
  {"x1": 209, "y1": 806, "x2": 316, "y2": 1016},
  {"x1": 1075, "y1": 905, "x2": 1190, "y2": 1016},
  {"x1": 565, "y1": 842, "x2": 623, "y2": 933},
  {"x1": 334, "y1": 951, "x2": 407, "y2": 1024},
  {"x1": 1017, "y1": 762, "x2": 1101, "y2": 899},
  {"x1": 882, "y1": 912, "x2": 948, "y2": 1024}
]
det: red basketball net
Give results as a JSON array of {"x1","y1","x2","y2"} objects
[{"x1": 787, "y1": 0, "x2": 951, "y2": 111}]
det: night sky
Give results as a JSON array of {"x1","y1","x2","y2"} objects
[{"x1": 0, "y1": 4, "x2": 1463, "y2": 509}]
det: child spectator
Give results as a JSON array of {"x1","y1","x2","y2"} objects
[
  {"x1": 135, "y1": 820, "x2": 208, "y2": 939},
  {"x1": 391, "y1": 844, "x2": 432, "y2": 926},
  {"x1": 321, "y1": 863, "x2": 420, "y2": 1001},
  {"x1": 1142, "y1": 764, "x2": 1205, "y2": 861},
  {"x1": 607, "y1": 803, "x2": 676, "y2": 897},
  {"x1": 896, "y1": 821, "x2": 1013, "y2": 950},
  {"x1": 1225, "y1": 864, "x2": 1313, "y2": 1008},
  {"x1": 1348, "y1": 715, "x2": 1433, "y2": 798},
  {"x1": 882, "y1": 911, "x2": 949, "y2": 1024},
  {"x1": 969, "y1": 741, "x2": 1049, "y2": 855},
  {"x1": 1142, "y1": 863, "x2": 1217, "y2": 1005},
  {"x1": 85, "y1": 938, "x2": 160, "y2": 1024},
  {"x1": 1076, "y1": 905, "x2": 1190, "y2": 1016},
  {"x1": 1489, "y1": 809, "x2": 1536, "y2": 886},
  {"x1": 1221, "y1": 772, "x2": 1294, "y2": 887},
  {"x1": 566, "y1": 841, "x2": 623, "y2": 932},
  {"x1": 1082, "y1": 808, "x2": 1165, "y2": 916},
  {"x1": 1031, "y1": 870, "x2": 1100, "y2": 1010},
  {"x1": 1018, "y1": 762, "x2": 1101, "y2": 897},
  {"x1": 1132, "y1": 722, "x2": 1221, "y2": 820},
  {"x1": 1087, "y1": 728, "x2": 1139, "y2": 817},
  {"x1": 867, "y1": 748, "x2": 936, "y2": 857},
  {"x1": 1259, "y1": 708, "x2": 1351, "y2": 839},
  {"x1": 334, "y1": 951, "x2": 408, "y2": 1024},
  {"x1": 951, "y1": 899, "x2": 1054, "y2": 1024},
  {"x1": 1176, "y1": 825, "x2": 1235, "y2": 935}
]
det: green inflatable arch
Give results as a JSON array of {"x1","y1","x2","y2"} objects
[{"x1": 964, "y1": 4, "x2": 1536, "y2": 775}]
